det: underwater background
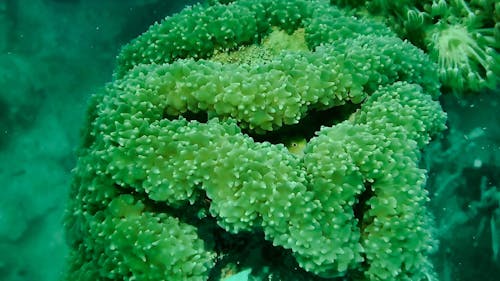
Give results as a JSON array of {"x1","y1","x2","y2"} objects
[{"x1": 0, "y1": 0, "x2": 498, "y2": 281}]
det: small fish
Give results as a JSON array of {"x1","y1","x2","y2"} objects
[{"x1": 285, "y1": 137, "x2": 306, "y2": 156}]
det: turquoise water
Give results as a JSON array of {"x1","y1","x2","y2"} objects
[
  {"x1": 0, "y1": 1, "x2": 199, "y2": 280},
  {"x1": 0, "y1": 1, "x2": 498, "y2": 281}
]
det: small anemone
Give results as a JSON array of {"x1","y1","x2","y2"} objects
[{"x1": 427, "y1": 22, "x2": 498, "y2": 92}]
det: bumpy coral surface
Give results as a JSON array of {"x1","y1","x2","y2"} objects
[{"x1": 63, "y1": 0, "x2": 447, "y2": 280}]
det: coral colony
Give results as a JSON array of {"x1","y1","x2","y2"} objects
[{"x1": 64, "y1": 0, "x2": 457, "y2": 280}]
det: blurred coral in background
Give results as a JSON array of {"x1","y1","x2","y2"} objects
[{"x1": 330, "y1": 0, "x2": 499, "y2": 93}]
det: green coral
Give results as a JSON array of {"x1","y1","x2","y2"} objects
[
  {"x1": 64, "y1": 0, "x2": 447, "y2": 280},
  {"x1": 330, "y1": 0, "x2": 500, "y2": 93}
]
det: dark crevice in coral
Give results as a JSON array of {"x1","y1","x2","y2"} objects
[
  {"x1": 159, "y1": 101, "x2": 359, "y2": 149},
  {"x1": 352, "y1": 181, "x2": 374, "y2": 274},
  {"x1": 206, "y1": 0, "x2": 235, "y2": 6},
  {"x1": 115, "y1": 184, "x2": 212, "y2": 228},
  {"x1": 247, "y1": 102, "x2": 359, "y2": 146},
  {"x1": 353, "y1": 181, "x2": 374, "y2": 231},
  {"x1": 162, "y1": 108, "x2": 209, "y2": 123}
]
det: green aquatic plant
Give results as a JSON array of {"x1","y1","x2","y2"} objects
[{"x1": 63, "y1": 0, "x2": 447, "y2": 280}]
